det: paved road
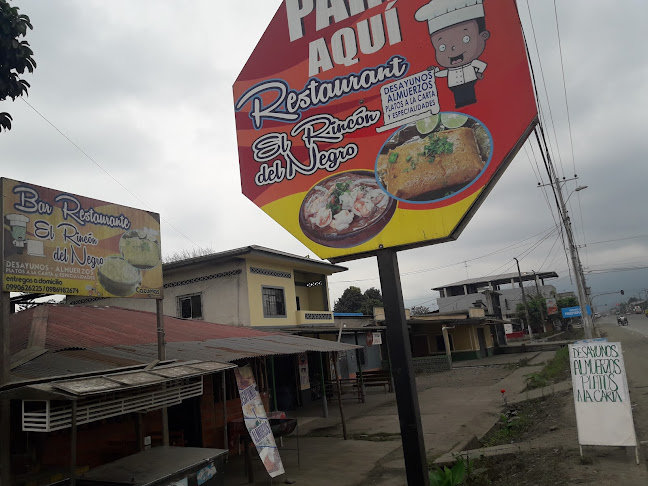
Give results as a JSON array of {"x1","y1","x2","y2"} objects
[
  {"x1": 597, "y1": 316, "x2": 648, "y2": 452},
  {"x1": 604, "y1": 312, "x2": 648, "y2": 337}
]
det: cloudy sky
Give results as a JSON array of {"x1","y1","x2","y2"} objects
[{"x1": 2, "y1": 0, "x2": 647, "y2": 312}]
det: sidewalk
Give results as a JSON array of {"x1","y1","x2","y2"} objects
[{"x1": 224, "y1": 354, "x2": 549, "y2": 485}]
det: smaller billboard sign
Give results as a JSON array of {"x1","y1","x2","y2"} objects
[
  {"x1": 2, "y1": 178, "x2": 162, "y2": 298},
  {"x1": 561, "y1": 306, "x2": 592, "y2": 318},
  {"x1": 546, "y1": 298, "x2": 558, "y2": 315},
  {"x1": 234, "y1": 365, "x2": 285, "y2": 479},
  {"x1": 569, "y1": 342, "x2": 637, "y2": 447}
]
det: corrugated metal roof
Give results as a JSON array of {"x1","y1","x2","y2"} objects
[
  {"x1": 92, "y1": 335, "x2": 359, "y2": 365},
  {"x1": 10, "y1": 348, "x2": 153, "y2": 381},
  {"x1": 9, "y1": 306, "x2": 359, "y2": 381},
  {"x1": 10, "y1": 305, "x2": 284, "y2": 354}
]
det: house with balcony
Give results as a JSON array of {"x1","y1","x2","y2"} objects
[{"x1": 68, "y1": 245, "x2": 345, "y2": 329}]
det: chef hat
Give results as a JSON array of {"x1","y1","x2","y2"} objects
[
  {"x1": 415, "y1": 0, "x2": 485, "y2": 35},
  {"x1": 6, "y1": 214, "x2": 29, "y2": 228}
]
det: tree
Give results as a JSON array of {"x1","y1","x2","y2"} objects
[
  {"x1": 410, "y1": 305, "x2": 430, "y2": 316},
  {"x1": 557, "y1": 296, "x2": 578, "y2": 309},
  {"x1": 333, "y1": 286, "x2": 384, "y2": 315},
  {"x1": 1, "y1": 0, "x2": 36, "y2": 131},
  {"x1": 360, "y1": 287, "x2": 383, "y2": 315},
  {"x1": 333, "y1": 286, "x2": 365, "y2": 313},
  {"x1": 515, "y1": 292, "x2": 546, "y2": 329}
]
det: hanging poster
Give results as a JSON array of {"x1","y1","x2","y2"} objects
[
  {"x1": 298, "y1": 352, "x2": 310, "y2": 390},
  {"x1": 2, "y1": 178, "x2": 162, "y2": 298},
  {"x1": 234, "y1": 365, "x2": 285, "y2": 478},
  {"x1": 569, "y1": 342, "x2": 637, "y2": 447},
  {"x1": 234, "y1": 0, "x2": 537, "y2": 261},
  {"x1": 546, "y1": 298, "x2": 558, "y2": 315}
]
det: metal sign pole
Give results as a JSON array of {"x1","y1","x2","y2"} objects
[{"x1": 377, "y1": 249, "x2": 429, "y2": 486}]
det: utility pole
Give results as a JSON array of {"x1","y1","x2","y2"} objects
[
  {"x1": 514, "y1": 257, "x2": 533, "y2": 340},
  {"x1": 533, "y1": 271, "x2": 546, "y2": 331},
  {"x1": 551, "y1": 179, "x2": 593, "y2": 338},
  {"x1": 535, "y1": 126, "x2": 593, "y2": 339}
]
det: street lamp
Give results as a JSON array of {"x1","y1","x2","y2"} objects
[{"x1": 565, "y1": 185, "x2": 588, "y2": 203}]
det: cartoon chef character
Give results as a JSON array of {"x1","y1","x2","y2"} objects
[
  {"x1": 6, "y1": 214, "x2": 30, "y2": 254},
  {"x1": 416, "y1": 0, "x2": 490, "y2": 108}
]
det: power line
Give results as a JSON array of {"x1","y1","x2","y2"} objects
[
  {"x1": 329, "y1": 225, "x2": 558, "y2": 285},
  {"x1": 551, "y1": 0, "x2": 577, "y2": 177},
  {"x1": 524, "y1": 0, "x2": 566, "y2": 179},
  {"x1": 20, "y1": 98, "x2": 205, "y2": 251}
]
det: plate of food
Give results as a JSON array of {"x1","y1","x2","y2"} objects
[
  {"x1": 376, "y1": 113, "x2": 492, "y2": 202},
  {"x1": 119, "y1": 228, "x2": 161, "y2": 269},
  {"x1": 97, "y1": 255, "x2": 142, "y2": 297},
  {"x1": 299, "y1": 171, "x2": 396, "y2": 248}
]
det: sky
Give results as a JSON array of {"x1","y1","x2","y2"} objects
[{"x1": 2, "y1": 0, "x2": 647, "y2": 313}]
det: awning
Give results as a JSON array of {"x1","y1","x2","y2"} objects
[{"x1": 2, "y1": 361, "x2": 236, "y2": 433}]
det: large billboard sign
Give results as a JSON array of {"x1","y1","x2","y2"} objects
[
  {"x1": 2, "y1": 178, "x2": 163, "y2": 298},
  {"x1": 234, "y1": 0, "x2": 537, "y2": 261}
]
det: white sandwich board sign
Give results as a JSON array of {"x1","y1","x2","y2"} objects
[{"x1": 569, "y1": 341, "x2": 638, "y2": 461}]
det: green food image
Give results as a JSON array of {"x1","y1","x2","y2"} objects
[
  {"x1": 415, "y1": 114, "x2": 440, "y2": 134},
  {"x1": 388, "y1": 152, "x2": 399, "y2": 164},
  {"x1": 441, "y1": 113, "x2": 468, "y2": 129},
  {"x1": 422, "y1": 133, "x2": 454, "y2": 159}
]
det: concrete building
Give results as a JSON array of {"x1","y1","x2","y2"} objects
[
  {"x1": 433, "y1": 271, "x2": 559, "y2": 321},
  {"x1": 68, "y1": 245, "x2": 346, "y2": 329}
]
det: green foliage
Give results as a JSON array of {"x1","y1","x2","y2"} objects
[
  {"x1": 515, "y1": 292, "x2": 546, "y2": 328},
  {"x1": 411, "y1": 305, "x2": 431, "y2": 316},
  {"x1": 333, "y1": 286, "x2": 383, "y2": 315},
  {"x1": 429, "y1": 459, "x2": 466, "y2": 486},
  {"x1": 1, "y1": 0, "x2": 36, "y2": 131},
  {"x1": 525, "y1": 346, "x2": 570, "y2": 390},
  {"x1": 481, "y1": 409, "x2": 532, "y2": 447},
  {"x1": 557, "y1": 296, "x2": 578, "y2": 309}
]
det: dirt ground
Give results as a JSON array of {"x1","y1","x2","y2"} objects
[
  {"x1": 458, "y1": 349, "x2": 647, "y2": 486},
  {"x1": 415, "y1": 366, "x2": 514, "y2": 390}
]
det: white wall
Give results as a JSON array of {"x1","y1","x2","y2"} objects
[{"x1": 436, "y1": 285, "x2": 556, "y2": 318}]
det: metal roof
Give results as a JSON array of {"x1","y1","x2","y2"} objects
[
  {"x1": 2, "y1": 360, "x2": 236, "y2": 401},
  {"x1": 433, "y1": 271, "x2": 559, "y2": 290},
  {"x1": 90, "y1": 335, "x2": 359, "y2": 365},
  {"x1": 9, "y1": 306, "x2": 360, "y2": 382},
  {"x1": 162, "y1": 245, "x2": 347, "y2": 274},
  {"x1": 10, "y1": 305, "x2": 286, "y2": 354}
]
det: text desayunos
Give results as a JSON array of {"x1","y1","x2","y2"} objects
[{"x1": 252, "y1": 107, "x2": 381, "y2": 186}]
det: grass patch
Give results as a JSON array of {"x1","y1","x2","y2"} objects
[
  {"x1": 480, "y1": 409, "x2": 533, "y2": 447},
  {"x1": 525, "y1": 346, "x2": 570, "y2": 390}
]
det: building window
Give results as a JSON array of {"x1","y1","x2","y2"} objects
[
  {"x1": 262, "y1": 287, "x2": 286, "y2": 318},
  {"x1": 178, "y1": 293, "x2": 202, "y2": 319}
]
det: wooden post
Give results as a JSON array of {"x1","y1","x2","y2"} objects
[
  {"x1": 156, "y1": 299, "x2": 169, "y2": 446},
  {"x1": 318, "y1": 351, "x2": 328, "y2": 418},
  {"x1": 442, "y1": 326, "x2": 453, "y2": 369},
  {"x1": 0, "y1": 180, "x2": 10, "y2": 486},
  {"x1": 70, "y1": 400, "x2": 77, "y2": 486},
  {"x1": 354, "y1": 332, "x2": 365, "y2": 403},
  {"x1": 222, "y1": 371, "x2": 228, "y2": 451},
  {"x1": 270, "y1": 356, "x2": 278, "y2": 411},
  {"x1": 332, "y1": 352, "x2": 347, "y2": 440},
  {"x1": 0, "y1": 291, "x2": 10, "y2": 486}
]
